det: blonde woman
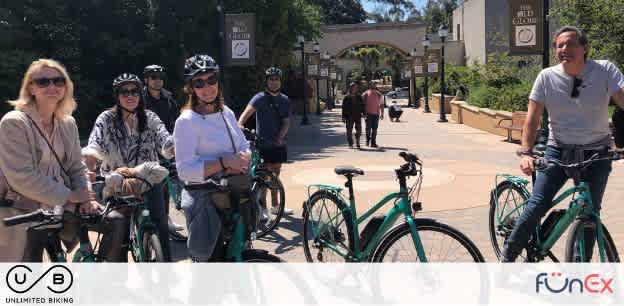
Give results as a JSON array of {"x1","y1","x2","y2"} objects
[{"x1": 0, "y1": 59, "x2": 100, "y2": 261}]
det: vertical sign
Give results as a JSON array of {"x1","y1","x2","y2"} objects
[
  {"x1": 402, "y1": 60, "x2": 412, "y2": 79},
  {"x1": 412, "y1": 56, "x2": 425, "y2": 77},
  {"x1": 425, "y1": 49, "x2": 441, "y2": 76},
  {"x1": 319, "y1": 59, "x2": 330, "y2": 79},
  {"x1": 509, "y1": 0, "x2": 543, "y2": 55},
  {"x1": 306, "y1": 53, "x2": 320, "y2": 78},
  {"x1": 225, "y1": 14, "x2": 256, "y2": 66},
  {"x1": 330, "y1": 66, "x2": 337, "y2": 81}
]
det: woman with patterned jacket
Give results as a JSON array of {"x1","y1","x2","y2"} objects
[{"x1": 82, "y1": 73, "x2": 174, "y2": 261}]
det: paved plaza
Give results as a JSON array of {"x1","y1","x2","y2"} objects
[{"x1": 170, "y1": 102, "x2": 624, "y2": 262}]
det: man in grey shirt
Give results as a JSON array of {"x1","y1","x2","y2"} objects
[{"x1": 502, "y1": 26, "x2": 624, "y2": 262}]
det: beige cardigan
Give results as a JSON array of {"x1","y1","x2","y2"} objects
[{"x1": 0, "y1": 108, "x2": 87, "y2": 207}]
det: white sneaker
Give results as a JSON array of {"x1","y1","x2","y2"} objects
[{"x1": 271, "y1": 206, "x2": 294, "y2": 215}]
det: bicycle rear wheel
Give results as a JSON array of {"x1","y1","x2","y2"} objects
[
  {"x1": 372, "y1": 219, "x2": 484, "y2": 262},
  {"x1": 565, "y1": 220, "x2": 620, "y2": 262},
  {"x1": 242, "y1": 250, "x2": 283, "y2": 262},
  {"x1": 302, "y1": 190, "x2": 354, "y2": 262},
  {"x1": 488, "y1": 180, "x2": 528, "y2": 260},
  {"x1": 254, "y1": 171, "x2": 285, "y2": 238}
]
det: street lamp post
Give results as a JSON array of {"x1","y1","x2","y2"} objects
[
  {"x1": 296, "y1": 35, "x2": 309, "y2": 125},
  {"x1": 437, "y1": 26, "x2": 448, "y2": 123},
  {"x1": 422, "y1": 36, "x2": 431, "y2": 113},
  {"x1": 409, "y1": 48, "x2": 417, "y2": 108},
  {"x1": 314, "y1": 42, "x2": 321, "y2": 115}
]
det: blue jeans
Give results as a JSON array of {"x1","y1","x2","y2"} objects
[
  {"x1": 365, "y1": 114, "x2": 380, "y2": 145},
  {"x1": 502, "y1": 146, "x2": 612, "y2": 261},
  {"x1": 181, "y1": 189, "x2": 222, "y2": 261}
]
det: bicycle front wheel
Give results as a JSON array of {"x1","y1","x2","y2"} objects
[
  {"x1": 140, "y1": 230, "x2": 165, "y2": 262},
  {"x1": 372, "y1": 219, "x2": 484, "y2": 262},
  {"x1": 303, "y1": 190, "x2": 354, "y2": 262},
  {"x1": 254, "y1": 171, "x2": 285, "y2": 238},
  {"x1": 489, "y1": 180, "x2": 528, "y2": 260},
  {"x1": 565, "y1": 220, "x2": 620, "y2": 262}
]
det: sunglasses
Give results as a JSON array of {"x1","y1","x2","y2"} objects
[
  {"x1": 571, "y1": 77, "x2": 583, "y2": 98},
  {"x1": 267, "y1": 76, "x2": 281, "y2": 81},
  {"x1": 148, "y1": 74, "x2": 164, "y2": 81},
  {"x1": 32, "y1": 77, "x2": 66, "y2": 88},
  {"x1": 119, "y1": 88, "x2": 141, "y2": 97},
  {"x1": 191, "y1": 75, "x2": 219, "y2": 89}
]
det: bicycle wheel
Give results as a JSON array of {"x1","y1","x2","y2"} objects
[
  {"x1": 488, "y1": 180, "x2": 528, "y2": 260},
  {"x1": 254, "y1": 171, "x2": 285, "y2": 238},
  {"x1": 565, "y1": 220, "x2": 620, "y2": 262},
  {"x1": 167, "y1": 176, "x2": 188, "y2": 242},
  {"x1": 302, "y1": 190, "x2": 354, "y2": 262},
  {"x1": 141, "y1": 230, "x2": 165, "y2": 262},
  {"x1": 242, "y1": 250, "x2": 283, "y2": 262},
  {"x1": 372, "y1": 219, "x2": 484, "y2": 262}
]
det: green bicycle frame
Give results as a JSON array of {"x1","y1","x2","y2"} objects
[
  {"x1": 496, "y1": 175, "x2": 608, "y2": 262},
  {"x1": 306, "y1": 180, "x2": 428, "y2": 262},
  {"x1": 129, "y1": 201, "x2": 159, "y2": 261}
]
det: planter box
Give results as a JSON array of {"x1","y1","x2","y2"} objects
[
  {"x1": 454, "y1": 103, "x2": 525, "y2": 140},
  {"x1": 430, "y1": 94, "x2": 453, "y2": 114}
]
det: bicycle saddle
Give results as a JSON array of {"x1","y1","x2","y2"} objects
[{"x1": 334, "y1": 166, "x2": 364, "y2": 176}]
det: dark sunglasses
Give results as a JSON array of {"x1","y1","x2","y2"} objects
[
  {"x1": 191, "y1": 75, "x2": 219, "y2": 89},
  {"x1": 32, "y1": 77, "x2": 66, "y2": 88},
  {"x1": 267, "y1": 76, "x2": 281, "y2": 81},
  {"x1": 148, "y1": 74, "x2": 164, "y2": 81},
  {"x1": 119, "y1": 88, "x2": 141, "y2": 97},
  {"x1": 571, "y1": 77, "x2": 583, "y2": 98}
]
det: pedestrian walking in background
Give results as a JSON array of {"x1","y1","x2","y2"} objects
[{"x1": 342, "y1": 82, "x2": 365, "y2": 149}]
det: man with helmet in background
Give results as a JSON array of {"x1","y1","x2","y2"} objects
[
  {"x1": 142, "y1": 64, "x2": 184, "y2": 238},
  {"x1": 238, "y1": 67, "x2": 293, "y2": 217}
]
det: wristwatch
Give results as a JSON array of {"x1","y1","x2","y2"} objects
[{"x1": 516, "y1": 149, "x2": 532, "y2": 157}]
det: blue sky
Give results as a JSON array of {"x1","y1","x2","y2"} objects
[{"x1": 361, "y1": 0, "x2": 427, "y2": 13}]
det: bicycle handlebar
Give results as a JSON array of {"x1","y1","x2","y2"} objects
[
  {"x1": 2, "y1": 209, "x2": 51, "y2": 226},
  {"x1": 533, "y1": 151, "x2": 623, "y2": 170}
]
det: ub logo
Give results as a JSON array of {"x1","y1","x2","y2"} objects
[{"x1": 5, "y1": 265, "x2": 73, "y2": 294}]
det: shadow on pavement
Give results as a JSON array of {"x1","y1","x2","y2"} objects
[{"x1": 257, "y1": 214, "x2": 304, "y2": 255}]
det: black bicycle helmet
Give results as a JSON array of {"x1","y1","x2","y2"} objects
[
  {"x1": 184, "y1": 54, "x2": 219, "y2": 82},
  {"x1": 265, "y1": 67, "x2": 282, "y2": 79},
  {"x1": 143, "y1": 64, "x2": 165, "y2": 76},
  {"x1": 112, "y1": 73, "x2": 142, "y2": 93}
]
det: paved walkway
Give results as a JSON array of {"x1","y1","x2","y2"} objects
[{"x1": 171, "y1": 103, "x2": 624, "y2": 262}]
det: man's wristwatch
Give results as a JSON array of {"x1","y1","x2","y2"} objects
[{"x1": 516, "y1": 149, "x2": 532, "y2": 157}]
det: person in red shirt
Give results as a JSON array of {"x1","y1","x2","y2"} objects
[{"x1": 362, "y1": 81, "x2": 384, "y2": 147}]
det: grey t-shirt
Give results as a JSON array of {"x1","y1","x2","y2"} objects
[
  {"x1": 530, "y1": 60, "x2": 624, "y2": 146},
  {"x1": 249, "y1": 92, "x2": 290, "y2": 142}
]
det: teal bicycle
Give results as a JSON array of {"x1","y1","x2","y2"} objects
[
  {"x1": 1, "y1": 188, "x2": 164, "y2": 262},
  {"x1": 184, "y1": 179, "x2": 282, "y2": 262},
  {"x1": 489, "y1": 151, "x2": 621, "y2": 262},
  {"x1": 302, "y1": 152, "x2": 484, "y2": 262},
  {"x1": 243, "y1": 128, "x2": 286, "y2": 237}
]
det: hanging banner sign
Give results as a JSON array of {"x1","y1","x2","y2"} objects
[
  {"x1": 412, "y1": 56, "x2": 425, "y2": 77},
  {"x1": 306, "y1": 53, "x2": 320, "y2": 77},
  {"x1": 425, "y1": 49, "x2": 441, "y2": 76},
  {"x1": 509, "y1": 0, "x2": 543, "y2": 55},
  {"x1": 225, "y1": 13, "x2": 256, "y2": 66}
]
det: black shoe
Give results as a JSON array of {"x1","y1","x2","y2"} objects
[
  {"x1": 356, "y1": 143, "x2": 361, "y2": 149},
  {"x1": 371, "y1": 143, "x2": 378, "y2": 148}
]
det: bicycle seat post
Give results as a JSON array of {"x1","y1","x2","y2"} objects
[{"x1": 345, "y1": 175, "x2": 355, "y2": 203}]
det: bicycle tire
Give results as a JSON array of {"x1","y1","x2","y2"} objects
[
  {"x1": 302, "y1": 190, "x2": 354, "y2": 262},
  {"x1": 488, "y1": 180, "x2": 528, "y2": 260},
  {"x1": 372, "y1": 219, "x2": 485, "y2": 262},
  {"x1": 254, "y1": 171, "x2": 285, "y2": 238},
  {"x1": 564, "y1": 220, "x2": 620, "y2": 262},
  {"x1": 140, "y1": 230, "x2": 165, "y2": 262},
  {"x1": 241, "y1": 250, "x2": 283, "y2": 262}
]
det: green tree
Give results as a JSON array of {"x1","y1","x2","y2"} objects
[
  {"x1": 550, "y1": 0, "x2": 624, "y2": 68},
  {"x1": 305, "y1": 0, "x2": 366, "y2": 24},
  {"x1": 344, "y1": 47, "x2": 382, "y2": 80}
]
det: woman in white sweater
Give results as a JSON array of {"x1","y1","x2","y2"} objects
[{"x1": 174, "y1": 54, "x2": 250, "y2": 261}]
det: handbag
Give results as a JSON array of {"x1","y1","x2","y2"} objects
[{"x1": 208, "y1": 112, "x2": 253, "y2": 210}]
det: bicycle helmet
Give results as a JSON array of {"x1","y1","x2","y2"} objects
[
  {"x1": 265, "y1": 67, "x2": 282, "y2": 79},
  {"x1": 143, "y1": 64, "x2": 165, "y2": 76},
  {"x1": 184, "y1": 54, "x2": 219, "y2": 82},
  {"x1": 112, "y1": 73, "x2": 142, "y2": 93}
]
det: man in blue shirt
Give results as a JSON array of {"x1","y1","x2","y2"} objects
[{"x1": 239, "y1": 67, "x2": 293, "y2": 217}]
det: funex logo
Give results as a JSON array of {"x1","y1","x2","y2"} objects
[{"x1": 536, "y1": 272, "x2": 614, "y2": 294}]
